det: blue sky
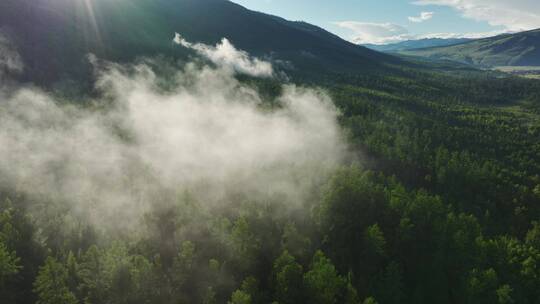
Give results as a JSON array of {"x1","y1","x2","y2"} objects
[{"x1": 231, "y1": 0, "x2": 540, "y2": 44}]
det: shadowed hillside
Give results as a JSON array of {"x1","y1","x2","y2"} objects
[{"x1": 0, "y1": 0, "x2": 398, "y2": 86}]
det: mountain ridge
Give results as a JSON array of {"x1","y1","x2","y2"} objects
[
  {"x1": 364, "y1": 38, "x2": 472, "y2": 52},
  {"x1": 397, "y1": 29, "x2": 540, "y2": 67},
  {"x1": 0, "y1": 0, "x2": 398, "y2": 86}
]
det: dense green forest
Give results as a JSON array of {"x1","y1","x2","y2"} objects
[{"x1": 2, "y1": 59, "x2": 540, "y2": 304}]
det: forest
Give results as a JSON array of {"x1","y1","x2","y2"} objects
[{"x1": 1, "y1": 51, "x2": 539, "y2": 304}]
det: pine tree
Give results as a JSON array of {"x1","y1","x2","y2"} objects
[
  {"x1": 33, "y1": 257, "x2": 78, "y2": 304},
  {"x1": 0, "y1": 241, "x2": 21, "y2": 285}
]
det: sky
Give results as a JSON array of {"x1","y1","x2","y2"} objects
[{"x1": 232, "y1": 0, "x2": 540, "y2": 45}]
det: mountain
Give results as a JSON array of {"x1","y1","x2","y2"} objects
[
  {"x1": 397, "y1": 29, "x2": 540, "y2": 67},
  {"x1": 0, "y1": 0, "x2": 397, "y2": 86},
  {"x1": 364, "y1": 38, "x2": 471, "y2": 52}
]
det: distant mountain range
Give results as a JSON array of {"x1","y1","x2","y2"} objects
[
  {"x1": 364, "y1": 38, "x2": 472, "y2": 52},
  {"x1": 0, "y1": 0, "x2": 397, "y2": 86},
  {"x1": 396, "y1": 29, "x2": 540, "y2": 67}
]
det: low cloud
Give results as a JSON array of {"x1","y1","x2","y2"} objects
[
  {"x1": 413, "y1": 0, "x2": 540, "y2": 31},
  {"x1": 0, "y1": 32, "x2": 23, "y2": 78},
  {"x1": 408, "y1": 11, "x2": 434, "y2": 23},
  {"x1": 173, "y1": 33, "x2": 274, "y2": 77},
  {"x1": 0, "y1": 46, "x2": 346, "y2": 233},
  {"x1": 418, "y1": 29, "x2": 511, "y2": 39}
]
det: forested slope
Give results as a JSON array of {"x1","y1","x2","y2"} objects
[{"x1": 399, "y1": 29, "x2": 540, "y2": 67}]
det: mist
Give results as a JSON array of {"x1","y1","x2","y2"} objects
[
  {"x1": 0, "y1": 40, "x2": 346, "y2": 234},
  {"x1": 0, "y1": 32, "x2": 23, "y2": 78},
  {"x1": 173, "y1": 33, "x2": 274, "y2": 77}
]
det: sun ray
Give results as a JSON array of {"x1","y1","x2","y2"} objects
[{"x1": 81, "y1": 0, "x2": 103, "y2": 48}]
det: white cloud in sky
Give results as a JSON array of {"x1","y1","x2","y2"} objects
[
  {"x1": 335, "y1": 0, "x2": 540, "y2": 45},
  {"x1": 173, "y1": 33, "x2": 273, "y2": 77},
  {"x1": 333, "y1": 21, "x2": 410, "y2": 44},
  {"x1": 413, "y1": 0, "x2": 540, "y2": 31},
  {"x1": 334, "y1": 20, "x2": 508, "y2": 45},
  {"x1": 408, "y1": 11, "x2": 434, "y2": 23}
]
